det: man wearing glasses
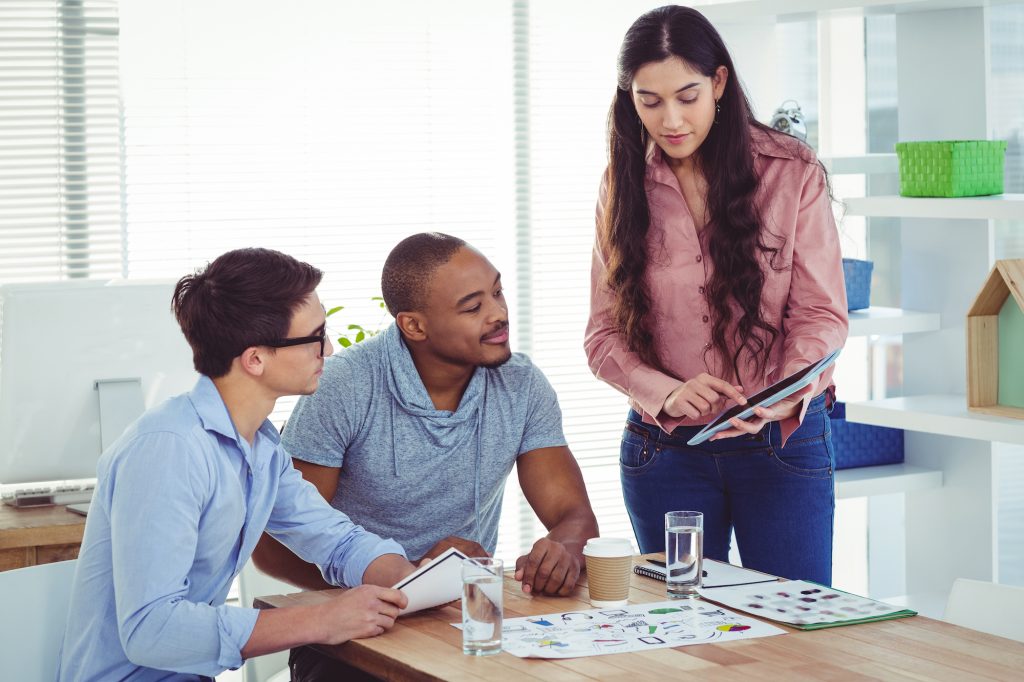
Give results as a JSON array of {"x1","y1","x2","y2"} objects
[
  {"x1": 252, "y1": 233, "x2": 599, "y2": 680},
  {"x1": 58, "y1": 248, "x2": 417, "y2": 682}
]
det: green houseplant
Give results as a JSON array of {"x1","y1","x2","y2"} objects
[{"x1": 325, "y1": 295, "x2": 389, "y2": 348}]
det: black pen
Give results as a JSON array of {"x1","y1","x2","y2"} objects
[{"x1": 647, "y1": 559, "x2": 707, "y2": 577}]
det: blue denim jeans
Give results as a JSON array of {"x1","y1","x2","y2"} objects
[{"x1": 620, "y1": 393, "x2": 835, "y2": 585}]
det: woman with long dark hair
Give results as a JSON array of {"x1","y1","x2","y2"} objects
[{"x1": 585, "y1": 5, "x2": 848, "y2": 585}]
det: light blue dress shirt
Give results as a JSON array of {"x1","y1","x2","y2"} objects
[{"x1": 56, "y1": 376, "x2": 406, "y2": 681}]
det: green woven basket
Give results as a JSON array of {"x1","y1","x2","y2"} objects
[{"x1": 895, "y1": 140, "x2": 1007, "y2": 197}]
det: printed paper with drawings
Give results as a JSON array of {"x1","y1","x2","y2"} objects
[
  {"x1": 459, "y1": 599, "x2": 784, "y2": 659},
  {"x1": 700, "y1": 580, "x2": 917, "y2": 629}
]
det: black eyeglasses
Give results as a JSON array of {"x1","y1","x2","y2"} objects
[{"x1": 262, "y1": 324, "x2": 327, "y2": 357}]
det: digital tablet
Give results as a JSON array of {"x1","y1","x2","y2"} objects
[{"x1": 686, "y1": 348, "x2": 841, "y2": 446}]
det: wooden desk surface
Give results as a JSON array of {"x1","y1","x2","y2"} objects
[
  {"x1": 0, "y1": 503, "x2": 86, "y2": 570},
  {"x1": 254, "y1": 556, "x2": 1024, "y2": 681}
]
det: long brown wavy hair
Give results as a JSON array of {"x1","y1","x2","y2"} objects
[{"x1": 603, "y1": 5, "x2": 799, "y2": 382}]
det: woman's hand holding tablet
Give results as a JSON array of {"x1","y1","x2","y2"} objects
[{"x1": 686, "y1": 348, "x2": 842, "y2": 446}]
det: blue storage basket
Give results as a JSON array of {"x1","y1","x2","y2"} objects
[
  {"x1": 829, "y1": 401, "x2": 904, "y2": 470},
  {"x1": 842, "y1": 258, "x2": 873, "y2": 311}
]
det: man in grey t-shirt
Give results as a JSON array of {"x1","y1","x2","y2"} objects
[{"x1": 253, "y1": 233, "x2": 598, "y2": 601}]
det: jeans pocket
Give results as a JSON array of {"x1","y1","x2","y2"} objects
[
  {"x1": 768, "y1": 435, "x2": 833, "y2": 479},
  {"x1": 619, "y1": 425, "x2": 656, "y2": 473}
]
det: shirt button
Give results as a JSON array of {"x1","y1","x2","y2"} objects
[
  {"x1": 696, "y1": 255, "x2": 703, "y2": 263},
  {"x1": 702, "y1": 315, "x2": 710, "y2": 323}
]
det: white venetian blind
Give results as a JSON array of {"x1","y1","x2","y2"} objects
[
  {"x1": 118, "y1": 0, "x2": 516, "y2": 430},
  {"x1": 0, "y1": 0, "x2": 122, "y2": 283},
  {"x1": 509, "y1": 0, "x2": 672, "y2": 549},
  {"x1": 4, "y1": 0, "x2": 673, "y2": 562}
]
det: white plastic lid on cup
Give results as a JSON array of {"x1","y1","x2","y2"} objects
[{"x1": 582, "y1": 537, "x2": 634, "y2": 558}]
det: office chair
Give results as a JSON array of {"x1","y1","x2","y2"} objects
[
  {"x1": 0, "y1": 559, "x2": 78, "y2": 680},
  {"x1": 944, "y1": 578, "x2": 1024, "y2": 643}
]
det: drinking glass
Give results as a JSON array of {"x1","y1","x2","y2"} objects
[
  {"x1": 461, "y1": 557, "x2": 503, "y2": 655},
  {"x1": 665, "y1": 511, "x2": 703, "y2": 598}
]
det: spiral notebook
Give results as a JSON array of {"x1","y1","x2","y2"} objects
[
  {"x1": 392, "y1": 546, "x2": 468, "y2": 615},
  {"x1": 634, "y1": 558, "x2": 780, "y2": 589}
]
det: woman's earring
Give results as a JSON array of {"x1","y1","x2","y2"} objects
[{"x1": 714, "y1": 99, "x2": 721, "y2": 125}]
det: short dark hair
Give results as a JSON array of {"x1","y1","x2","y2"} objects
[
  {"x1": 381, "y1": 232, "x2": 466, "y2": 316},
  {"x1": 171, "y1": 248, "x2": 323, "y2": 378}
]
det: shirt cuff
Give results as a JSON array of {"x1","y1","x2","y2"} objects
[
  {"x1": 777, "y1": 394, "x2": 812, "y2": 447},
  {"x1": 217, "y1": 606, "x2": 259, "y2": 671},
  {"x1": 632, "y1": 375, "x2": 686, "y2": 433}
]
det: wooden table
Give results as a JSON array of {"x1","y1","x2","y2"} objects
[
  {"x1": 0, "y1": 504, "x2": 85, "y2": 571},
  {"x1": 255, "y1": 556, "x2": 1024, "y2": 681}
]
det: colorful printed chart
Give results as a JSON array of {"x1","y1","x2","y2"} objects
[
  {"x1": 454, "y1": 600, "x2": 785, "y2": 659},
  {"x1": 701, "y1": 580, "x2": 917, "y2": 630}
]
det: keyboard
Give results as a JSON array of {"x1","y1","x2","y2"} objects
[{"x1": 1, "y1": 482, "x2": 95, "y2": 508}]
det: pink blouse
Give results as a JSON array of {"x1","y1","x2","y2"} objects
[{"x1": 585, "y1": 127, "x2": 849, "y2": 443}]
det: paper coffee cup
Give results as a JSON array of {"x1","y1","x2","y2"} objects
[{"x1": 582, "y1": 537, "x2": 633, "y2": 607}]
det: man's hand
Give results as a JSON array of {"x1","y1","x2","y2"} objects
[
  {"x1": 315, "y1": 585, "x2": 408, "y2": 645},
  {"x1": 710, "y1": 384, "x2": 815, "y2": 441},
  {"x1": 664, "y1": 373, "x2": 746, "y2": 420},
  {"x1": 514, "y1": 537, "x2": 581, "y2": 596},
  {"x1": 419, "y1": 536, "x2": 488, "y2": 562}
]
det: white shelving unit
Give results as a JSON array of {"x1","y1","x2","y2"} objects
[
  {"x1": 847, "y1": 306, "x2": 940, "y2": 337},
  {"x1": 847, "y1": 194, "x2": 1024, "y2": 220},
  {"x1": 820, "y1": 153, "x2": 898, "y2": 175},
  {"x1": 840, "y1": 308, "x2": 945, "y2": 504},
  {"x1": 835, "y1": 463, "x2": 942, "y2": 498},
  {"x1": 704, "y1": 0, "x2": 1024, "y2": 616},
  {"x1": 847, "y1": 3, "x2": 1024, "y2": 615},
  {"x1": 848, "y1": 395, "x2": 1024, "y2": 445}
]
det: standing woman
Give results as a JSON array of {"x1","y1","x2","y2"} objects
[{"x1": 585, "y1": 5, "x2": 848, "y2": 585}]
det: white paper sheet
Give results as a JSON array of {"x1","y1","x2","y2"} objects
[{"x1": 452, "y1": 599, "x2": 785, "y2": 658}]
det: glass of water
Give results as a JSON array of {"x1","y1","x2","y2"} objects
[
  {"x1": 665, "y1": 511, "x2": 703, "y2": 598},
  {"x1": 461, "y1": 557, "x2": 503, "y2": 655}
]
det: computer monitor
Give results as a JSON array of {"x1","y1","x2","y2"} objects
[{"x1": 0, "y1": 280, "x2": 198, "y2": 488}]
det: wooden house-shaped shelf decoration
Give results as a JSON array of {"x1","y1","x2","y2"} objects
[{"x1": 967, "y1": 259, "x2": 1024, "y2": 419}]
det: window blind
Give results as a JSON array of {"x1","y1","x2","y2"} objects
[
  {"x1": 0, "y1": 0, "x2": 122, "y2": 283},
  {"x1": 512, "y1": 1, "x2": 672, "y2": 549},
  {"x1": 118, "y1": 0, "x2": 517, "y2": 447},
  {"x1": 118, "y1": 0, "x2": 646, "y2": 561}
]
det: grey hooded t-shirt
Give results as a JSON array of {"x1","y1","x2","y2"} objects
[{"x1": 281, "y1": 324, "x2": 567, "y2": 559}]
